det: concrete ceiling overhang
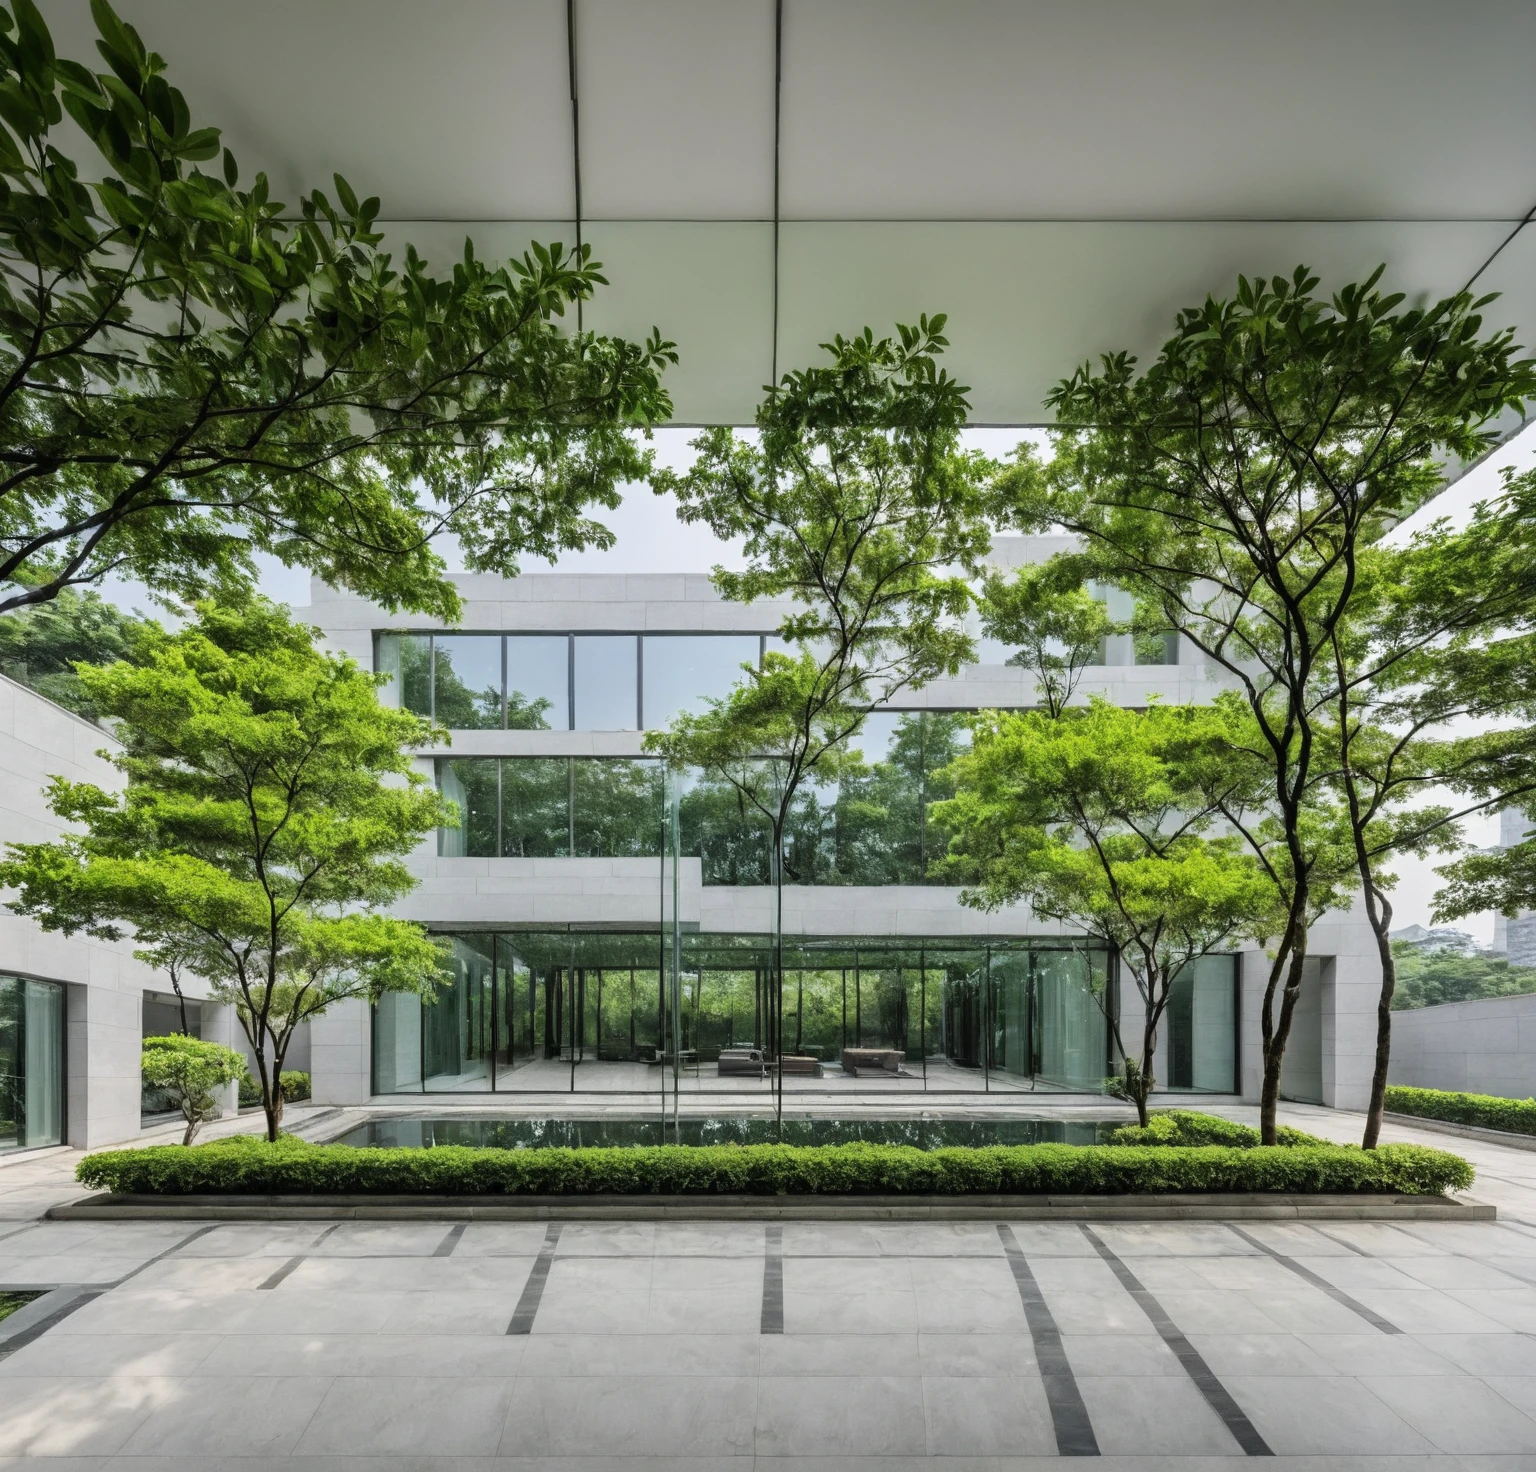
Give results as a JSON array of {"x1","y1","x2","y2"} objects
[{"x1": 46, "y1": 0, "x2": 1536, "y2": 425}]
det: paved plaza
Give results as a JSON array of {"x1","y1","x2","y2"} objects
[{"x1": 1, "y1": 1105, "x2": 1536, "y2": 1467}]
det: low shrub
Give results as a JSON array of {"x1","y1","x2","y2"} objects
[
  {"x1": 1109, "y1": 1110, "x2": 1330, "y2": 1149},
  {"x1": 238, "y1": 1068, "x2": 311, "y2": 1107},
  {"x1": 75, "y1": 1133, "x2": 1473, "y2": 1199},
  {"x1": 1385, "y1": 1085, "x2": 1536, "y2": 1137}
]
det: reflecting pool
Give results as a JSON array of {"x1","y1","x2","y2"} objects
[{"x1": 332, "y1": 1115, "x2": 1124, "y2": 1150}]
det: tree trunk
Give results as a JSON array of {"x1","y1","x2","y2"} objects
[
  {"x1": 259, "y1": 1044, "x2": 287, "y2": 1142},
  {"x1": 1135, "y1": 1007, "x2": 1159, "y2": 1128},
  {"x1": 1259, "y1": 935, "x2": 1308, "y2": 1144},
  {"x1": 1360, "y1": 888, "x2": 1396, "y2": 1149}
]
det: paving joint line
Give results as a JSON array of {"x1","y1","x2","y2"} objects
[
  {"x1": 258, "y1": 1224, "x2": 340, "y2": 1290},
  {"x1": 507, "y1": 1222, "x2": 562, "y2": 1335},
  {"x1": 1080, "y1": 1224, "x2": 1273, "y2": 1457},
  {"x1": 0, "y1": 1287, "x2": 101, "y2": 1361},
  {"x1": 997, "y1": 1223, "x2": 1098, "y2": 1457}
]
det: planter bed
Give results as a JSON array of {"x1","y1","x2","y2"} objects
[
  {"x1": 1385, "y1": 1085, "x2": 1536, "y2": 1138},
  {"x1": 72, "y1": 1132, "x2": 1474, "y2": 1202}
]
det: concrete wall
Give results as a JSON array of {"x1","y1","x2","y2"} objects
[
  {"x1": 1389, "y1": 993, "x2": 1536, "y2": 1099},
  {"x1": 0, "y1": 673, "x2": 220, "y2": 1147}
]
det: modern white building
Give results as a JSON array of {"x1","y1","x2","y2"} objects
[
  {"x1": 299, "y1": 545, "x2": 1380, "y2": 1115},
  {"x1": 8, "y1": 0, "x2": 1529, "y2": 1154},
  {"x1": 0, "y1": 673, "x2": 257, "y2": 1152}
]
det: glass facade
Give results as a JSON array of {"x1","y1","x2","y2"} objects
[
  {"x1": 375, "y1": 631, "x2": 771, "y2": 731},
  {"x1": 0, "y1": 975, "x2": 65, "y2": 1152},
  {"x1": 383, "y1": 624, "x2": 1239, "y2": 1100},
  {"x1": 372, "y1": 930, "x2": 1113, "y2": 1095},
  {"x1": 434, "y1": 711, "x2": 970, "y2": 884},
  {"x1": 641, "y1": 634, "x2": 760, "y2": 727},
  {"x1": 1166, "y1": 953, "x2": 1240, "y2": 1093}
]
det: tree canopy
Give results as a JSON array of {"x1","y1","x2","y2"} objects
[
  {"x1": 992, "y1": 264, "x2": 1536, "y2": 1140},
  {"x1": 933, "y1": 697, "x2": 1281, "y2": 1123},
  {"x1": 0, "y1": 0, "x2": 675, "y2": 618},
  {"x1": 0, "y1": 598, "x2": 451, "y2": 1139}
]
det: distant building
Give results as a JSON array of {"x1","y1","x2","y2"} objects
[
  {"x1": 1487, "y1": 811, "x2": 1536, "y2": 964},
  {"x1": 1389, "y1": 924, "x2": 1476, "y2": 954}
]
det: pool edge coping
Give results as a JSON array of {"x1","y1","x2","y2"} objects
[{"x1": 45, "y1": 1191, "x2": 1495, "y2": 1223}]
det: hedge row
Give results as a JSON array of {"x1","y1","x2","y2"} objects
[
  {"x1": 1386, "y1": 1084, "x2": 1536, "y2": 1137},
  {"x1": 76, "y1": 1133, "x2": 1473, "y2": 1198}
]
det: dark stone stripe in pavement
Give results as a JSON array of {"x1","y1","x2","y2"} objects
[
  {"x1": 761, "y1": 1223, "x2": 784, "y2": 1334},
  {"x1": 1080, "y1": 1224, "x2": 1273, "y2": 1458},
  {"x1": 1228, "y1": 1223, "x2": 1401, "y2": 1334},
  {"x1": 997, "y1": 1223, "x2": 1099, "y2": 1457},
  {"x1": 507, "y1": 1222, "x2": 563, "y2": 1335}
]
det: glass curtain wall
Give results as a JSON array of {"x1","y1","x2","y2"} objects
[
  {"x1": 371, "y1": 931, "x2": 1113, "y2": 1096},
  {"x1": 0, "y1": 975, "x2": 65, "y2": 1152},
  {"x1": 433, "y1": 712, "x2": 972, "y2": 884}
]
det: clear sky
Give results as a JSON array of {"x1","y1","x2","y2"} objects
[{"x1": 96, "y1": 419, "x2": 1536, "y2": 943}]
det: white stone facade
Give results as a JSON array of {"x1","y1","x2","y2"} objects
[{"x1": 0, "y1": 673, "x2": 223, "y2": 1148}]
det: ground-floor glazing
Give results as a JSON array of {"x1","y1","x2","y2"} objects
[
  {"x1": 372, "y1": 931, "x2": 1239, "y2": 1096},
  {"x1": 0, "y1": 974, "x2": 65, "y2": 1153}
]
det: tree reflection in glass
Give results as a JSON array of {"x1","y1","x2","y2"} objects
[
  {"x1": 433, "y1": 635, "x2": 502, "y2": 729},
  {"x1": 501, "y1": 758, "x2": 570, "y2": 857},
  {"x1": 573, "y1": 759, "x2": 662, "y2": 857}
]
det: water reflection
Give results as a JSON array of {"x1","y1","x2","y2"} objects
[{"x1": 334, "y1": 1114, "x2": 1118, "y2": 1150}]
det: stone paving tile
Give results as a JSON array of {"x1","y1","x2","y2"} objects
[
  {"x1": 754, "y1": 1374, "x2": 927, "y2": 1457},
  {"x1": 5, "y1": 1102, "x2": 1536, "y2": 1464},
  {"x1": 296, "y1": 1375, "x2": 515, "y2": 1457},
  {"x1": 503, "y1": 1374, "x2": 758, "y2": 1457},
  {"x1": 1073, "y1": 1372, "x2": 1242, "y2": 1455},
  {"x1": 1220, "y1": 1374, "x2": 1438, "y2": 1455},
  {"x1": 1362, "y1": 1373, "x2": 1536, "y2": 1454},
  {"x1": 117, "y1": 1375, "x2": 331, "y2": 1458}
]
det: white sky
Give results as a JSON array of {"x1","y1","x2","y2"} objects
[{"x1": 93, "y1": 419, "x2": 1536, "y2": 942}]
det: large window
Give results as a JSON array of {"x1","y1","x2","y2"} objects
[
  {"x1": 377, "y1": 631, "x2": 776, "y2": 731},
  {"x1": 432, "y1": 635, "x2": 503, "y2": 729},
  {"x1": 507, "y1": 636, "x2": 569, "y2": 730},
  {"x1": 0, "y1": 975, "x2": 65, "y2": 1153},
  {"x1": 641, "y1": 635, "x2": 760, "y2": 728},
  {"x1": 371, "y1": 931, "x2": 1116, "y2": 1096},
  {"x1": 1166, "y1": 953, "x2": 1239, "y2": 1092},
  {"x1": 572, "y1": 636, "x2": 639, "y2": 730},
  {"x1": 435, "y1": 712, "x2": 969, "y2": 884}
]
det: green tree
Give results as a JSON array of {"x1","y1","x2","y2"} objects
[
  {"x1": 646, "y1": 318, "x2": 992, "y2": 1114},
  {"x1": 1001, "y1": 265, "x2": 1535, "y2": 1140},
  {"x1": 1307, "y1": 485, "x2": 1536, "y2": 1144},
  {"x1": 0, "y1": 587, "x2": 147, "y2": 717},
  {"x1": 1390, "y1": 941, "x2": 1536, "y2": 1010},
  {"x1": 0, "y1": 0, "x2": 674, "y2": 618},
  {"x1": 0, "y1": 598, "x2": 451, "y2": 1139},
  {"x1": 933, "y1": 698, "x2": 1281, "y2": 1124},
  {"x1": 140, "y1": 1033, "x2": 244, "y2": 1145}
]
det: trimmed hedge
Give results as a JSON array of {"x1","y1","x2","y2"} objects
[
  {"x1": 1109, "y1": 1110, "x2": 1329, "y2": 1149},
  {"x1": 1386, "y1": 1084, "x2": 1536, "y2": 1137},
  {"x1": 75, "y1": 1132, "x2": 1473, "y2": 1198}
]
